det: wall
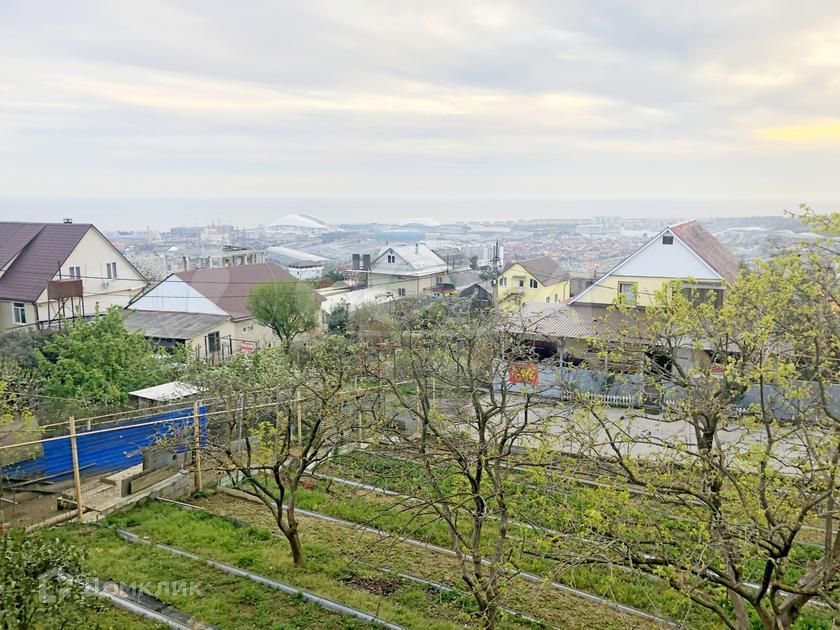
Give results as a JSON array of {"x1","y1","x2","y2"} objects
[
  {"x1": 574, "y1": 275, "x2": 725, "y2": 307},
  {"x1": 186, "y1": 317, "x2": 276, "y2": 360},
  {"x1": 367, "y1": 272, "x2": 438, "y2": 297},
  {"x1": 35, "y1": 227, "x2": 147, "y2": 320},
  {"x1": 496, "y1": 264, "x2": 570, "y2": 310},
  {"x1": 0, "y1": 300, "x2": 37, "y2": 330}
]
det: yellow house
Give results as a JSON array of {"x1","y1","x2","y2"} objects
[
  {"x1": 572, "y1": 220, "x2": 739, "y2": 307},
  {"x1": 496, "y1": 256, "x2": 570, "y2": 310}
]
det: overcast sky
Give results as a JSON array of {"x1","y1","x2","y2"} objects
[{"x1": 1, "y1": 1, "x2": 839, "y2": 229}]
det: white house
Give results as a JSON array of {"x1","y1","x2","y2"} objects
[
  {"x1": 0, "y1": 221, "x2": 147, "y2": 332},
  {"x1": 366, "y1": 243, "x2": 469, "y2": 298}
]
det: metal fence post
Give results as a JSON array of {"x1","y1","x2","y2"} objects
[
  {"x1": 68, "y1": 415, "x2": 84, "y2": 522},
  {"x1": 193, "y1": 401, "x2": 203, "y2": 492}
]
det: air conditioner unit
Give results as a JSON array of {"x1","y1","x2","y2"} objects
[{"x1": 101, "y1": 280, "x2": 111, "y2": 289}]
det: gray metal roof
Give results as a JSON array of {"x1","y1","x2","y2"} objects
[
  {"x1": 515, "y1": 302, "x2": 614, "y2": 339},
  {"x1": 123, "y1": 310, "x2": 228, "y2": 340}
]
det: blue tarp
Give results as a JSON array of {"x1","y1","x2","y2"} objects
[{"x1": 3, "y1": 407, "x2": 206, "y2": 480}]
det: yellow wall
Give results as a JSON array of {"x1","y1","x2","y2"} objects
[
  {"x1": 187, "y1": 317, "x2": 277, "y2": 360},
  {"x1": 574, "y1": 275, "x2": 727, "y2": 307},
  {"x1": 496, "y1": 264, "x2": 570, "y2": 310}
]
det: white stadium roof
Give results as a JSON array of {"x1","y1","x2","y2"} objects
[
  {"x1": 398, "y1": 217, "x2": 441, "y2": 228},
  {"x1": 269, "y1": 214, "x2": 333, "y2": 230}
]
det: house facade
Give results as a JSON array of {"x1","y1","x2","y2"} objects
[
  {"x1": 124, "y1": 262, "x2": 297, "y2": 361},
  {"x1": 366, "y1": 243, "x2": 468, "y2": 299},
  {"x1": 572, "y1": 220, "x2": 739, "y2": 307},
  {"x1": 0, "y1": 221, "x2": 147, "y2": 332},
  {"x1": 496, "y1": 256, "x2": 570, "y2": 310}
]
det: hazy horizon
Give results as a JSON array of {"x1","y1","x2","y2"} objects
[{"x1": 0, "y1": 195, "x2": 827, "y2": 231}]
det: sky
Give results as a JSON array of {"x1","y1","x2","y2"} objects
[{"x1": 1, "y1": 1, "x2": 839, "y2": 229}]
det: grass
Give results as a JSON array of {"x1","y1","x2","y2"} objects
[
  {"x1": 301, "y1": 451, "x2": 838, "y2": 630},
  {"x1": 52, "y1": 524, "x2": 378, "y2": 629}
]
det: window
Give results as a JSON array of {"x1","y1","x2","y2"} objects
[
  {"x1": 68, "y1": 266, "x2": 81, "y2": 279},
  {"x1": 618, "y1": 282, "x2": 637, "y2": 304},
  {"x1": 545, "y1": 296, "x2": 550, "y2": 303},
  {"x1": 207, "y1": 331, "x2": 221, "y2": 354},
  {"x1": 529, "y1": 278, "x2": 538, "y2": 289},
  {"x1": 435, "y1": 276, "x2": 443, "y2": 285},
  {"x1": 682, "y1": 286, "x2": 724, "y2": 308},
  {"x1": 518, "y1": 279, "x2": 525, "y2": 288},
  {"x1": 662, "y1": 235, "x2": 674, "y2": 245},
  {"x1": 106, "y1": 262, "x2": 117, "y2": 279},
  {"x1": 387, "y1": 254, "x2": 396, "y2": 263},
  {"x1": 499, "y1": 277, "x2": 507, "y2": 287},
  {"x1": 12, "y1": 302, "x2": 26, "y2": 325},
  {"x1": 554, "y1": 294, "x2": 558, "y2": 303},
  {"x1": 397, "y1": 288, "x2": 406, "y2": 297}
]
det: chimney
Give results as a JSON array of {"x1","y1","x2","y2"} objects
[
  {"x1": 352, "y1": 253, "x2": 360, "y2": 270},
  {"x1": 415, "y1": 243, "x2": 419, "y2": 254},
  {"x1": 63, "y1": 218, "x2": 73, "y2": 224},
  {"x1": 362, "y1": 254, "x2": 371, "y2": 271}
]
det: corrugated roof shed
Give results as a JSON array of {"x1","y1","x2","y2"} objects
[
  {"x1": 123, "y1": 310, "x2": 228, "y2": 340},
  {"x1": 0, "y1": 222, "x2": 91, "y2": 301}
]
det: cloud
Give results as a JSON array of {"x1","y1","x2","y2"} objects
[{"x1": 757, "y1": 119, "x2": 840, "y2": 143}]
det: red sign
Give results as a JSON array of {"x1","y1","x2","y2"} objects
[
  {"x1": 239, "y1": 341, "x2": 256, "y2": 354},
  {"x1": 509, "y1": 363, "x2": 538, "y2": 385}
]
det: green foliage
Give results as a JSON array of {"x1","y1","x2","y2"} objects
[
  {"x1": 247, "y1": 281, "x2": 319, "y2": 352},
  {"x1": 37, "y1": 308, "x2": 173, "y2": 409},
  {"x1": 326, "y1": 302, "x2": 350, "y2": 336},
  {"x1": 0, "y1": 329, "x2": 53, "y2": 370},
  {"x1": 0, "y1": 528, "x2": 96, "y2": 629}
]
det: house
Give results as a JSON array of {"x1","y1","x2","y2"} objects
[
  {"x1": 164, "y1": 245, "x2": 265, "y2": 274},
  {"x1": 496, "y1": 256, "x2": 570, "y2": 309},
  {"x1": 459, "y1": 281, "x2": 494, "y2": 309},
  {"x1": 365, "y1": 243, "x2": 469, "y2": 299},
  {"x1": 571, "y1": 220, "x2": 739, "y2": 307},
  {"x1": 266, "y1": 245, "x2": 333, "y2": 280},
  {"x1": 0, "y1": 220, "x2": 147, "y2": 332},
  {"x1": 124, "y1": 262, "x2": 302, "y2": 361}
]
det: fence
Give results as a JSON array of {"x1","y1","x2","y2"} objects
[{"x1": 0, "y1": 404, "x2": 207, "y2": 531}]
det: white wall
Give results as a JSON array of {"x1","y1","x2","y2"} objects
[{"x1": 130, "y1": 276, "x2": 227, "y2": 315}]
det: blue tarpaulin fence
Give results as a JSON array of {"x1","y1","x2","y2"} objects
[{"x1": 2, "y1": 406, "x2": 207, "y2": 481}]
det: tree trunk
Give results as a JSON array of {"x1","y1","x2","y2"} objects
[{"x1": 285, "y1": 526, "x2": 305, "y2": 567}]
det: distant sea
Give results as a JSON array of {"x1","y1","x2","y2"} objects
[{"x1": 1, "y1": 196, "x2": 828, "y2": 231}]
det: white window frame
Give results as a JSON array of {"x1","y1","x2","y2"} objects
[
  {"x1": 397, "y1": 287, "x2": 406, "y2": 297},
  {"x1": 499, "y1": 277, "x2": 507, "y2": 287},
  {"x1": 68, "y1": 266, "x2": 81, "y2": 279},
  {"x1": 529, "y1": 278, "x2": 538, "y2": 289},
  {"x1": 518, "y1": 279, "x2": 525, "y2": 288},
  {"x1": 435, "y1": 276, "x2": 443, "y2": 284},
  {"x1": 618, "y1": 282, "x2": 637, "y2": 304},
  {"x1": 12, "y1": 302, "x2": 26, "y2": 325},
  {"x1": 387, "y1": 254, "x2": 396, "y2": 264},
  {"x1": 106, "y1": 262, "x2": 117, "y2": 279}
]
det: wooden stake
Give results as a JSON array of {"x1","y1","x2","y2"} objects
[
  {"x1": 68, "y1": 416, "x2": 84, "y2": 522},
  {"x1": 355, "y1": 377, "x2": 362, "y2": 443},
  {"x1": 193, "y1": 401, "x2": 203, "y2": 492}
]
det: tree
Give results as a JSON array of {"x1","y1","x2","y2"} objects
[
  {"x1": 0, "y1": 529, "x2": 96, "y2": 628},
  {"x1": 547, "y1": 216, "x2": 840, "y2": 629},
  {"x1": 362, "y1": 298, "x2": 560, "y2": 628},
  {"x1": 37, "y1": 308, "x2": 173, "y2": 411},
  {"x1": 185, "y1": 338, "x2": 363, "y2": 566},
  {"x1": 326, "y1": 302, "x2": 350, "y2": 337},
  {"x1": 247, "y1": 281, "x2": 319, "y2": 353}
]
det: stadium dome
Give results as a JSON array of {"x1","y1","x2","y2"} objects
[
  {"x1": 269, "y1": 214, "x2": 333, "y2": 230},
  {"x1": 398, "y1": 217, "x2": 440, "y2": 228}
]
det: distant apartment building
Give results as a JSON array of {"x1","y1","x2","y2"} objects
[
  {"x1": 266, "y1": 245, "x2": 332, "y2": 280},
  {"x1": 165, "y1": 245, "x2": 265, "y2": 274},
  {"x1": 0, "y1": 220, "x2": 148, "y2": 332}
]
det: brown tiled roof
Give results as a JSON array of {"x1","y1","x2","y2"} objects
[
  {"x1": 175, "y1": 263, "x2": 295, "y2": 319},
  {"x1": 0, "y1": 222, "x2": 91, "y2": 302},
  {"x1": 504, "y1": 255, "x2": 569, "y2": 287},
  {"x1": 670, "y1": 220, "x2": 740, "y2": 282}
]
